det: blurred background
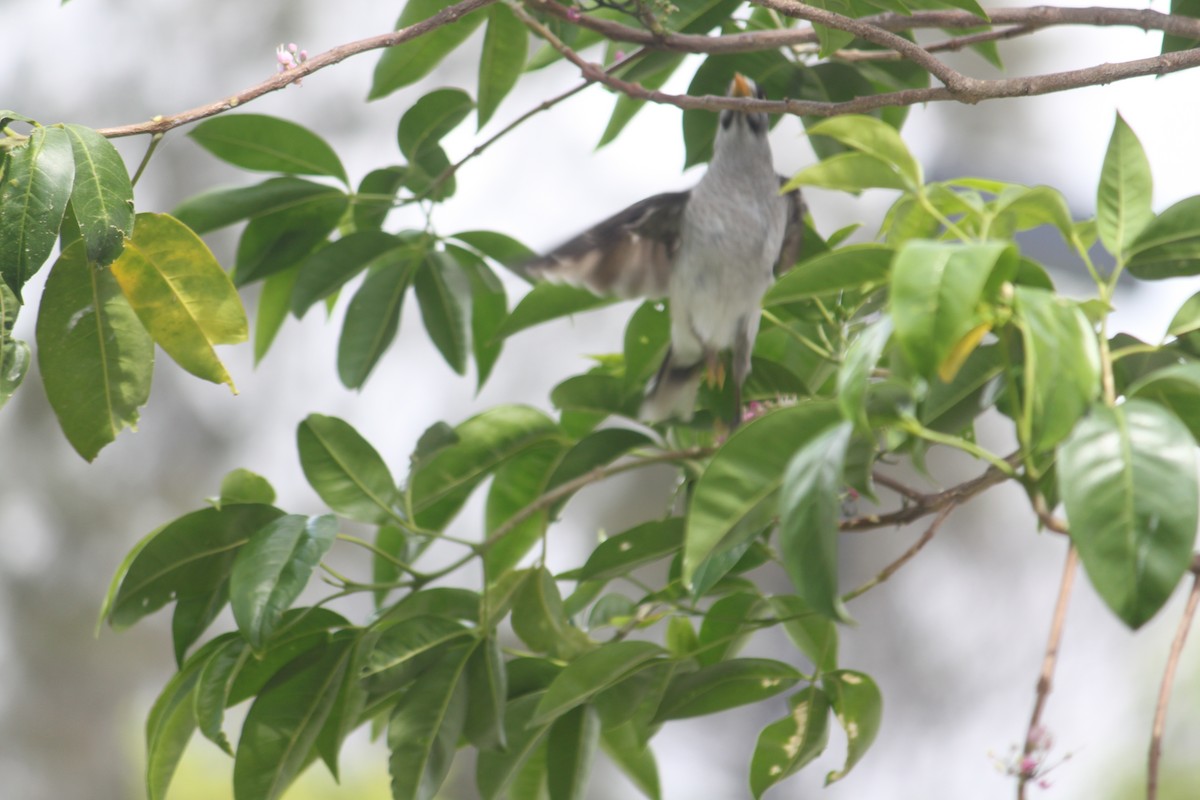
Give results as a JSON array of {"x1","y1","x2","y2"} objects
[{"x1": 3, "y1": 0, "x2": 1200, "y2": 798}]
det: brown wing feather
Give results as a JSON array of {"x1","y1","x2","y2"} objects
[
  {"x1": 775, "y1": 183, "x2": 806, "y2": 277},
  {"x1": 522, "y1": 191, "x2": 689, "y2": 299}
]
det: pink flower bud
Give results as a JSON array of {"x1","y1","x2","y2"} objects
[
  {"x1": 287, "y1": 42, "x2": 298, "y2": 53},
  {"x1": 566, "y1": 7, "x2": 581, "y2": 21},
  {"x1": 299, "y1": 50, "x2": 309, "y2": 62},
  {"x1": 614, "y1": 50, "x2": 626, "y2": 61},
  {"x1": 1019, "y1": 757, "x2": 1038, "y2": 776},
  {"x1": 277, "y1": 50, "x2": 293, "y2": 66}
]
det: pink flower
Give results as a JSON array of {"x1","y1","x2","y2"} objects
[{"x1": 566, "y1": 7, "x2": 582, "y2": 21}]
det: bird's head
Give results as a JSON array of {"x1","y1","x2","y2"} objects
[{"x1": 716, "y1": 73, "x2": 769, "y2": 144}]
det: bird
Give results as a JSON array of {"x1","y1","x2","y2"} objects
[{"x1": 523, "y1": 73, "x2": 805, "y2": 426}]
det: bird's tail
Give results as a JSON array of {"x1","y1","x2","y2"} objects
[{"x1": 641, "y1": 348, "x2": 704, "y2": 423}]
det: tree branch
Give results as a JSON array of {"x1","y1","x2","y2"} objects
[
  {"x1": 1147, "y1": 559, "x2": 1200, "y2": 800},
  {"x1": 94, "y1": 0, "x2": 499, "y2": 138},
  {"x1": 1018, "y1": 544, "x2": 1078, "y2": 799},
  {"x1": 842, "y1": 505, "x2": 954, "y2": 602}
]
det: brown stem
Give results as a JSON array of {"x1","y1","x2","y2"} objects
[
  {"x1": 1147, "y1": 561, "x2": 1200, "y2": 800},
  {"x1": 842, "y1": 505, "x2": 954, "y2": 602},
  {"x1": 1018, "y1": 545, "x2": 1078, "y2": 799},
  {"x1": 835, "y1": 25, "x2": 1038, "y2": 61},
  {"x1": 95, "y1": 0, "x2": 498, "y2": 138}
]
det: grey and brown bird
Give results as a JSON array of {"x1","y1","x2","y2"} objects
[{"x1": 524, "y1": 74, "x2": 805, "y2": 425}]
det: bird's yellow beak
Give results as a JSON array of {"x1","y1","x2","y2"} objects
[{"x1": 731, "y1": 73, "x2": 753, "y2": 98}]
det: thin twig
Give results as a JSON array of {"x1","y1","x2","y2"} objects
[
  {"x1": 1147, "y1": 560, "x2": 1200, "y2": 800},
  {"x1": 835, "y1": 24, "x2": 1038, "y2": 61},
  {"x1": 842, "y1": 505, "x2": 954, "y2": 602},
  {"x1": 1018, "y1": 545, "x2": 1079, "y2": 800},
  {"x1": 871, "y1": 471, "x2": 929, "y2": 503}
]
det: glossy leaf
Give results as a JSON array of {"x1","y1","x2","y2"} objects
[
  {"x1": 1128, "y1": 363, "x2": 1200, "y2": 441},
  {"x1": 0, "y1": 126, "x2": 74, "y2": 298},
  {"x1": 63, "y1": 123, "x2": 133, "y2": 266},
  {"x1": 370, "y1": 0, "x2": 487, "y2": 98},
  {"x1": 577, "y1": 518, "x2": 684, "y2": 583},
  {"x1": 172, "y1": 578, "x2": 230, "y2": 666},
  {"x1": 512, "y1": 567, "x2": 591, "y2": 659},
  {"x1": 498, "y1": 282, "x2": 618, "y2": 338},
  {"x1": 484, "y1": 442, "x2": 564, "y2": 579},
  {"x1": 684, "y1": 402, "x2": 841, "y2": 588},
  {"x1": 450, "y1": 229, "x2": 535, "y2": 268},
  {"x1": 750, "y1": 686, "x2": 831, "y2": 798},
  {"x1": 890, "y1": 240, "x2": 1015, "y2": 379},
  {"x1": 193, "y1": 635, "x2": 248, "y2": 754},
  {"x1": 602, "y1": 722, "x2": 661, "y2": 800},
  {"x1": 476, "y1": 692, "x2": 555, "y2": 800},
  {"x1": 533, "y1": 641, "x2": 666, "y2": 724},
  {"x1": 254, "y1": 265, "x2": 298, "y2": 363},
  {"x1": 234, "y1": 636, "x2": 354, "y2": 800},
  {"x1": 1127, "y1": 196, "x2": 1200, "y2": 279},
  {"x1": 399, "y1": 88, "x2": 475, "y2": 163},
  {"x1": 1096, "y1": 114, "x2": 1153, "y2": 257},
  {"x1": 769, "y1": 594, "x2": 838, "y2": 672},
  {"x1": 414, "y1": 251, "x2": 472, "y2": 375},
  {"x1": 1060, "y1": 399, "x2": 1199, "y2": 628},
  {"x1": 409, "y1": 405, "x2": 561, "y2": 531},
  {"x1": 547, "y1": 705, "x2": 601, "y2": 800},
  {"x1": 477, "y1": 5, "x2": 527, "y2": 127},
  {"x1": 0, "y1": 282, "x2": 29, "y2": 409},
  {"x1": 823, "y1": 670, "x2": 883, "y2": 783},
  {"x1": 291, "y1": 231, "x2": 412, "y2": 316},
  {"x1": 218, "y1": 469, "x2": 276, "y2": 507},
  {"x1": 361, "y1": 615, "x2": 472, "y2": 694},
  {"x1": 778, "y1": 421, "x2": 853, "y2": 622},
  {"x1": 297, "y1": 414, "x2": 398, "y2": 523},
  {"x1": 654, "y1": 658, "x2": 801, "y2": 721},
  {"x1": 35, "y1": 240, "x2": 153, "y2": 461},
  {"x1": 337, "y1": 256, "x2": 417, "y2": 388},
  {"x1": 229, "y1": 514, "x2": 338, "y2": 649},
  {"x1": 465, "y1": 634, "x2": 508, "y2": 749},
  {"x1": 388, "y1": 642, "x2": 473, "y2": 800},
  {"x1": 234, "y1": 188, "x2": 348, "y2": 286},
  {"x1": 696, "y1": 592, "x2": 760, "y2": 667},
  {"x1": 1012, "y1": 287, "x2": 1100, "y2": 452},
  {"x1": 455, "y1": 246, "x2": 507, "y2": 389},
  {"x1": 764, "y1": 245, "x2": 892, "y2": 305},
  {"x1": 784, "y1": 151, "x2": 909, "y2": 194},
  {"x1": 837, "y1": 315, "x2": 893, "y2": 429},
  {"x1": 189, "y1": 114, "x2": 347, "y2": 183},
  {"x1": 111, "y1": 213, "x2": 247, "y2": 389},
  {"x1": 103, "y1": 504, "x2": 283, "y2": 629},
  {"x1": 352, "y1": 166, "x2": 406, "y2": 231},
  {"x1": 801, "y1": 114, "x2": 921, "y2": 188},
  {"x1": 174, "y1": 177, "x2": 341, "y2": 234}
]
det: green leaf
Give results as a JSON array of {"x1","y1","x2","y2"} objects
[
  {"x1": 465, "y1": 633, "x2": 508, "y2": 749},
  {"x1": 234, "y1": 635, "x2": 354, "y2": 800},
  {"x1": 369, "y1": 0, "x2": 487, "y2": 98},
  {"x1": 533, "y1": 641, "x2": 667, "y2": 725},
  {"x1": 254, "y1": 265, "x2": 298, "y2": 363},
  {"x1": 684, "y1": 402, "x2": 841, "y2": 588},
  {"x1": 602, "y1": 722, "x2": 660, "y2": 800},
  {"x1": 802, "y1": 114, "x2": 921, "y2": 188},
  {"x1": 1096, "y1": 114, "x2": 1153, "y2": 258},
  {"x1": 477, "y1": 5, "x2": 528, "y2": 128},
  {"x1": 227, "y1": 609, "x2": 350, "y2": 705},
  {"x1": 194, "y1": 635, "x2": 248, "y2": 754},
  {"x1": 398, "y1": 88, "x2": 475, "y2": 163},
  {"x1": 764, "y1": 245, "x2": 892, "y2": 305},
  {"x1": 750, "y1": 686, "x2": 831, "y2": 798},
  {"x1": 291, "y1": 231, "x2": 413, "y2": 317},
  {"x1": 452, "y1": 245, "x2": 507, "y2": 389},
  {"x1": 174, "y1": 177, "x2": 340, "y2": 234},
  {"x1": 103, "y1": 504, "x2": 283, "y2": 629},
  {"x1": 1127, "y1": 196, "x2": 1200, "y2": 279},
  {"x1": 920, "y1": 344, "x2": 1005, "y2": 434},
  {"x1": 388, "y1": 642, "x2": 473, "y2": 800},
  {"x1": 372, "y1": 525, "x2": 410, "y2": 607},
  {"x1": 1128, "y1": 363, "x2": 1200, "y2": 442},
  {"x1": 146, "y1": 636, "x2": 232, "y2": 800},
  {"x1": 337, "y1": 255, "x2": 417, "y2": 388},
  {"x1": 1060, "y1": 399, "x2": 1199, "y2": 628},
  {"x1": 361, "y1": 615, "x2": 472, "y2": 695},
  {"x1": 297, "y1": 414, "x2": 398, "y2": 523},
  {"x1": 484, "y1": 442, "x2": 565, "y2": 579},
  {"x1": 577, "y1": 518, "x2": 683, "y2": 583},
  {"x1": 547, "y1": 705, "x2": 601, "y2": 800},
  {"x1": 409, "y1": 405, "x2": 561, "y2": 531},
  {"x1": 189, "y1": 114, "x2": 347, "y2": 184},
  {"x1": 778, "y1": 421, "x2": 853, "y2": 622},
  {"x1": 1012, "y1": 287, "x2": 1100, "y2": 452},
  {"x1": 35, "y1": 239, "x2": 153, "y2": 461},
  {"x1": 414, "y1": 251, "x2": 472, "y2": 375},
  {"x1": 234, "y1": 189, "x2": 348, "y2": 285},
  {"x1": 172, "y1": 579, "x2": 230, "y2": 666},
  {"x1": 476, "y1": 693, "x2": 556, "y2": 800},
  {"x1": 654, "y1": 658, "x2": 801, "y2": 721},
  {"x1": 512, "y1": 567, "x2": 591, "y2": 660},
  {"x1": 837, "y1": 316, "x2": 892, "y2": 429},
  {"x1": 890, "y1": 240, "x2": 1016, "y2": 379},
  {"x1": 450, "y1": 229, "x2": 535, "y2": 268},
  {"x1": 229, "y1": 514, "x2": 338, "y2": 650},
  {"x1": 352, "y1": 166, "x2": 406, "y2": 232},
  {"x1": 696, "y1": 592, "x2": 760, "y2": 667},
  {"x1": 62, "y1": 123, "x2": 134, "y2": 266},
  {"x1": 783, "y1": 151, "x2": 909, "y2": 194},
  {"x1": 823, "y1": 670, "x2": 883, "y2": 783},
  {"x1": 769, "y1": 594, "x2": 838, "y2": 672},
  {"x1": 218, "y1": 468, "x2": 276, "y2": 507},
  {"x1": 0, "y1": 126, "x2": 74, "y2": 299},
  {"x1": 110, "y1": 212, "x2": 247, "y2": 389},
  {"x1": 0, "y1": 282, "x2": 29, "y2": 410},
  {"x1": 498, "y1": 283, "x2": 619, "y2": 338}
]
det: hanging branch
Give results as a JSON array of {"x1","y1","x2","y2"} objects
[{"x1": 1147, "y1": 559, "x2": 1200, "y2": 800}]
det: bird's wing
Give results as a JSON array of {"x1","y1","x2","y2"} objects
[
  {"x1": 522, "y1": 190, "x2": 690, "y2": 299},
  {"x1": 774, "y1": 182, "x2": 806, "y2": 277}
]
